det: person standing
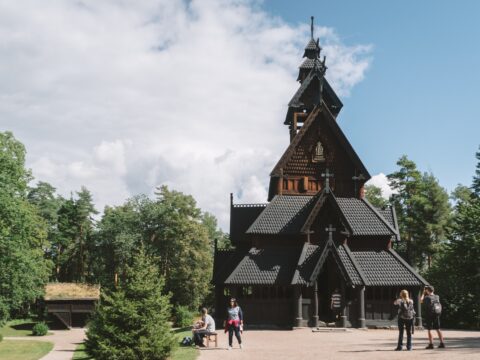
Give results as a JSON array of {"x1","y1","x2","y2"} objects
[
  {"x1": 224, "y1": 298, "x2": 243, "y2": 350},
  {"x1": 330, "y1": 288, "x2": 342, "y2": 322},
  {"x1": 421, "y1": 285, "x2": 445, "y2": 349},
  {"x1": 394, "y1": 290, "x2": 415, "y2": 351},
  {"x1": 192, "y1": 308, "x2": 215, "y2": 347}
]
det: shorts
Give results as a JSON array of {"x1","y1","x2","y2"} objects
[{"x1": 425, "y1": 315, "x2": 440, "y2": 330}]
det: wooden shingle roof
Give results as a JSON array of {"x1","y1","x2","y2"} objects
[
  {"x1": 224, "y1": 246, "x2": 303, "y2": 285},
  {"x1": 246, "y1": 195, "x2": 316, "y2": 235}
]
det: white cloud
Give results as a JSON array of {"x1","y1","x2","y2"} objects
[
  {"x1": 0, "y1": 0, "x2": 373, "y2": 229},
  {"x1": 366, "y1": 173, "x2": 396, "y2": 199}
]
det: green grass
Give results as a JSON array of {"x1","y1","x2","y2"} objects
[
  {"x1": 171, "y1": 329, "x2": 198, "y2": 360},
  {"x1": 72, "y1": 343, "x2": 93, "y2": 360},
  {"x1": 72, "y1": 329, "x2": 199, "y2": 360},
  {"x1": 0, "y1": 340, "x2": 53, "y2": 360},
  {"x1": 0, "y1": 319, "x2": 53, "y2": 337}
]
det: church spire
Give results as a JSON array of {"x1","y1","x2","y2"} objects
[{"x1": 297, "y1": 16, "x2": 326, "y2": 82}]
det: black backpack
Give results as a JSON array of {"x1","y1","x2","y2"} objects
[
  {"x1": 399, "y1": 300, "x2": 415, "y2": 320},
  {"x1": 181, "y1": 336, "x2": 192, "y2": 346},
  {"x1": 429, "y1": 295, "x2": 442, "y2": 315}
]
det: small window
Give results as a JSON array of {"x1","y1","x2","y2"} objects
[{"x1": 312, "y1": 141, "x2": 325, "y2": 162}]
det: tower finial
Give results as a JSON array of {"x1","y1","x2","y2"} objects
[{"x1": 310, "y1": 16, "x2": 314, "y2": 39}]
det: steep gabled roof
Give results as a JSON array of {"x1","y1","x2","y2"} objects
[
  {"x1": 292, "y1": 243, "x2": 324, "y2": 285},
  {"x1": 224, "y1": 246, "x2": 303, "y2": 285},
  {"x1": 288, "y1": 65, "x2": 325, "y2": 108},
  {"x1": 272, "y1": 103, "x2": 370, "y2": 179},
  {"x1": 246, "y1": 195, "x2": 316, "y2": 235},
  {"x1": 336, "y1": 198, "x2": 396, "y2": 237}
]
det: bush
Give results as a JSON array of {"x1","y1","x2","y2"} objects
[
  {"x1": 174, "y1": 306, "x2": 194, "y2": 328},
  {"x1": 0, "y1": 334, "x2": 3, "y2": 342},
  {"x1": 32, "y1": 322, "x2": 49, "y2": 336}
]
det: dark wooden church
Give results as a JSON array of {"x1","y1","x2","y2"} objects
[{"x1": 212, "y1": 18, "x2": 428, "y2": 328}]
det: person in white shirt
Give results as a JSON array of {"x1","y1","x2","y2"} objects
[{"x1": 192, "y1": 307, "x2": 215, "y2": 347}]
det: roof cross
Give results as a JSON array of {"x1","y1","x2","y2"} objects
[
  {"x1": 321, "y1": 168, "x2": 334, "y2": 193},
  {"x1": 352, "y1": 173, "x2": 366, "y2": 195},
  {"x1": 325, "y1": 224, "x2": 336, "y2": 242}
]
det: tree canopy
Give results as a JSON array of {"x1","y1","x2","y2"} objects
[{"x1": 0, "y1": 132, "x2": 52, "y2": 322}]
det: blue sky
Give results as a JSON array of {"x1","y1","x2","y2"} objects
[
  {"x1": 1, "y1": 0, "x2": 478, "y2": 229},
  {"x1": 264, "y1": 0, "x2": 480, "y2": 192}
]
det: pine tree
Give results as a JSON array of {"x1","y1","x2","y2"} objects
[
  {"x1": 364, "y1": 184, "x2": 389, "y2": 209},
  {"x1": 85, "y1": 250, "x2": 176, "y2": 360},
  {"x1": 472, "y1": 146, "x2": 480, "y2": 196}
]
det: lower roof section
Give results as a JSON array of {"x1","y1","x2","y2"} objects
[
  {"x1": 213, "y1": 243, "x2": 428, "y2": 288},
  {"x1": 224, "y1": 245, "x2": 303, "y2": 285}
]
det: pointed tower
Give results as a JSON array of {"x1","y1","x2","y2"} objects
[{"x1": 269, "y1": 17, "x2": 369, "y2": 200}]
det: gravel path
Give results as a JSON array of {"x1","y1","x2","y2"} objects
[
  {"x1": 5, "y1": 328, "x2": 86, "y2": 360},
  {"x1": 198, "y1": 328, "x2": 480, "y2": 360}
]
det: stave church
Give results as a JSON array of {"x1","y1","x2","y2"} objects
[{"x1": 212, "y1": 17, "x2": 428, "y2": 328}]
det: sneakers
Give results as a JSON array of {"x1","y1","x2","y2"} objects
[
  {"x1": 394, "y1": 347, "x2": 402, "y2": 351},
  {"x1": 425, "y1": 343, "x2": 434, "y2": 349},
  {"x1": 240, "y1": 344, "x2": 243, "y2": 349},
  {"x1": 227, "y1": 346, "x2": 232, "y2": 350},
  {"x1": 438, "y1": 343, "x2": 446, "y2": 348}
]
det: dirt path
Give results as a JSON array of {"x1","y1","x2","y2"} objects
[
  {"x1": 5, "y1": 328, "x2": 86, "y2": 360},
  {"x1": 198, "y1": 328, "x2": 480, "y2": 360}
]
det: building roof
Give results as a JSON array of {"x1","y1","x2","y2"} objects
[
  {"x1": 246, "y1": 195, "x2": 316, "y2": 235},
  {"x1": 230, "y1": 203, "x2": 267, "y2": 243},
  {"x1": 224, "y1": 246, "x2": 303, "y2": 285},
  {"x1": 336, "y1": 197, "x2": 395, "y2": 236},
  {"x1": 292, "y1": 243, "x2": 323, "y2": 285},
  {"x1": 351, "y1": 249, "x2": 428, "y2": 286},
  {"x1": 45, "y1": 283, "x2": 100, "y2": 301},
  {"x1": 273, "y1": 103, "x2": 370, "y2": 180},
  {"x1": 212, "y1": 248, "x2": 248, "y2": 285},
  {"x1": 214, "y1": 243, "x2": 428, "y2": 287},
  {"x1": 336, "y1": 245, "x2": 364, "y2": 286}
]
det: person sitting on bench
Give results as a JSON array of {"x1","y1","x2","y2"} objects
[{"x1": 192, "y1": 307, "x2": 215, "y2": 347}]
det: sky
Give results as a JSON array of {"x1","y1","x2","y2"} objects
[{"x1": 1, "y1": 0, "x2": 479, "y2": 230}]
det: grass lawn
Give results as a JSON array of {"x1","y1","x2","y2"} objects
[
  {"x1": 72, "y1": 343, "x2": 92, "y2": 360},
  {"x1": 171, "y1": 329, "x2": 198, "y2": 360},
  {"x1": 0, "y1": 340, "x2": 53, "y2": 360},
  {"x1": 72, "y1": 329, "x2": 199, "y2": 360},
  {"x1": 0, "y1": 319, "x2": 38, "y2": 337},
  {"x1": 0, "y1": 319, "x2": 54, "y2": 337}
]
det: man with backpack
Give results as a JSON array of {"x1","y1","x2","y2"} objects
[{"x1": 421, "y1": 285, "x2": 445, "y2": 349}]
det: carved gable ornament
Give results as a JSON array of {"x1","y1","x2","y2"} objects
[{"x1": 312, "y1": 141, "x2": 325, "y2": 162}]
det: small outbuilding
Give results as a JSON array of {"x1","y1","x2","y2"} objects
[{"x1": 44, "y1": 283, "x2": 100, "y2": 328}]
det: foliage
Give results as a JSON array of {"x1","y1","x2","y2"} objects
[
  {"x1": 85, "y1": 250, "x2": 176, "y2": 360},
  {"x1": 472, "y1": 146, "x2": 480, "y2": 196},
  {"x1": 95, "y1": 187, "x2": 215, "y2": 310},
  {"x1": 56, "y1": 188, "x2": 98, "y2": 282},
  {"x1": 388, "y1": 155, "x2": 451, "y2": 269},
  {"x1": 364, "y1": 184, "x2": 389, "y2": 209},
  {"x1": 426, "y1": 196, "x2": 480, "y2": 329},
  {"x1": 0, "y1": 334, "x2": 2, "y2": 342},
  {"x1": 0, "y1": 132, "x2": 52, "y2": 322},
  {"x1": 32, "y1": 322, "x2": 49, "y2": 336},
  {"x1": 0, "y1": 340, "x2": 53, "y2": 360},
  {"x1": 28, "y1": 182, "x2": 64, "y2": 279},
  {"x1": 174, "y1": 306, "x2": 195, "y2": 328}
]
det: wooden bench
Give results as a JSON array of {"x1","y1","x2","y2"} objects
[{"x1": 205, "y1": 332, "x2": 218, "y2": 348}]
